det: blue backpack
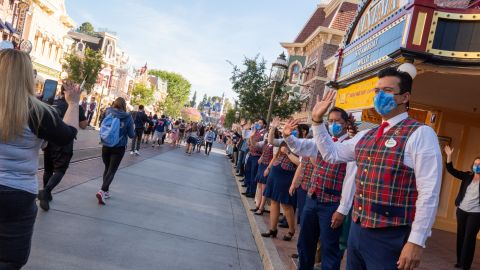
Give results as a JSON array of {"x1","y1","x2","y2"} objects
[{"x1": 100, "y1": 113, "x2": 121, "y2": 147}]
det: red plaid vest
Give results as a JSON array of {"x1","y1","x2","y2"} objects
[
  {"x1": 261, "y1": 143, "x2": 274, "y2": 165},
  {"x1": 273, "y1": 154, "x2": 297, "y2": 171},
  {"x1": 308, "y1": 153, "x2": 347, "y2": 203},
  {"x1": 298, "y1": 156, "x2": 315, "y2": 190},
  {"x1": 248, "y1": 130, "x2": 265, "y2": 156},
  {"x1": 353, "y1": 118, "x2": 422, "y2": 228}
]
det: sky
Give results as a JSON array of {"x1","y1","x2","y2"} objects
[{"x1": 65, "y1": 0, "x2": 322, "y2": 102}]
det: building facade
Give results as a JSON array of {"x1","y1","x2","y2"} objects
[
  {"x1": 329, "y1": 0, "x2": 480, "y2": 235},
  {"x1": 281, "y1": 0, "x2": 359, "y2": 121},
  {"x1": 1, "y1": 0, "x2": 76, "y2": 86}
]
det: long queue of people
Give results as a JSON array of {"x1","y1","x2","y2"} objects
[{"x1": 223, "y1": 66, "x2": 479, "y2": 270}]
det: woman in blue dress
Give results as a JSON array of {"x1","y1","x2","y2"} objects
[{"x1": 262, "y1": 141, "x2": 299, "y2": 241}]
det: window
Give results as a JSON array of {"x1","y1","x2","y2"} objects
[
  {"x1": 76, "y1": 42, "x2": 84, "y2": 52},
  {"x1": 290, "y1": 63, "x2": 301, "y2": 84}
]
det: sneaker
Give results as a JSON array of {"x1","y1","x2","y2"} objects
[
  {"x1": 134, "y1": 150, "x2": 140, "y2": 156},
  {"x1": 130, "y1": 151, "x2": 134, "y2": 155},
  {"x1": 104, "y1": 191, "x2": 111, "y2": 199},
  {"x1": 96, "y1": 190, "x2": 106, "y2": 205}
]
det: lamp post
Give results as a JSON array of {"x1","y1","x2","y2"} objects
[{"x1": 266, "y1": 52, "x2": 288, "y2": 127}]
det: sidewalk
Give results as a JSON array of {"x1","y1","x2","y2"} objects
[{"x1": 26, "y1": 145, "x2": 263, "y2": 270}]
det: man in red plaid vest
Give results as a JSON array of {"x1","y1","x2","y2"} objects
[
  {"x1": 308, "y1": 67, "x2": 442, "y2": 270},
  {"x1": 285, "y1": 107, "x2": 357, "y2": 270}
]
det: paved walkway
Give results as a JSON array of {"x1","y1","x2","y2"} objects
[{"x1": 26, "y1": 145, "x2": 263, "y2": 270}]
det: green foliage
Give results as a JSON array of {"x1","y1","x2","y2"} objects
[
  {"x1": 229, "y1": 55, "x2": 301, "y2": 120},
  {"x1": 223, "y1": 98, "x2": 233, "y2": 113},
  {"x1": 149, "y1": 70, "x2": 191, "y2": 117},
  {"x1": 130, "y1": 83, "x2": 155, "y2": 106},
  {"x1": 62, "y1": 48, "x2": 103, "y2": 94},
  {"x1": 190, "y1": 91, "x2": 197, "y2": 108},
  {"x1": 223, "y1": 109, "x2": 237, "y2": 129},
  {"x1": 77, "y1": 22, "x2": 95, "y2": 35}
]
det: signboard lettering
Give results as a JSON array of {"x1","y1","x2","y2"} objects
[
  {"x1": 340, "y1": 16, "x2": 407, "y2": 79},
  {"x1": 353, "y1": 0, "x2": 403, "y2": 41}
]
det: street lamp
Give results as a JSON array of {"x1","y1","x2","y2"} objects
[{"x1": 266, "y1": 52, "x2": 288, "y2": 127}]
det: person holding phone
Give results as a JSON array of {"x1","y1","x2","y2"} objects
[
  {"x1": 38, "y1": 84, "x2": 88, "y2": 211},
  {"x1": 0, "y1": 49, "x2": 80, "y2": 269}
]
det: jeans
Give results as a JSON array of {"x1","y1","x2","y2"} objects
[
  {"x1": 245, "y1": 155, "x2": 259, "y2": 194},
  {"x1": 236, "y1": 150, "x2": 246, "y2": 176},
  {"x1": 205, "y1": 142, "x2": 213, "y2": 155},
  {"x1": 347, "y1": 221, "x2": 410, "y2": 270},
  {"x1": 87, "y1": 110, "x2": 95, "y2": 126},
  {"x1": 130, "y1": 129, "x2": 144, "y2": 151},
  {"x1": 456, "y1": 208, "x2": 480, "y2": 270},
  {"x1": 0, "y1": 185, "x2": 37, "y2": 270},
  {"x1": 101, "y1": 146, "x2": 126, "y2": 192},
  {"x1": 42, "y1": 149, "x2": 73, "y2": 194},
  {"x1": 297, "y1": 198, "x2": 342, "y2": 270}
]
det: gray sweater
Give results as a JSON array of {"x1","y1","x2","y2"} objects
[{"x1": 0, "y1": 108, "x2": 77, "y2": 194}]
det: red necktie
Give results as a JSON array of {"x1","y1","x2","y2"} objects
[
  {"x1": 332, "y1": 137, "x2": 338, "y2": 142},
  {"x1": 375, "y1": 122, "x2": 389, "y2": 141}
]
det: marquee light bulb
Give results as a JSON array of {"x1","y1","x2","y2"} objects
[{"x1": 397, "y1": 63, "x2": 417, "y2": 79}]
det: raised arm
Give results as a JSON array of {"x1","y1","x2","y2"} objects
[{"x1": 444, "y1": 145, "x2": 470, "y2": 180}]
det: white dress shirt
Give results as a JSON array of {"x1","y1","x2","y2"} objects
[
  {"x1": 285, "y1": 133, "x2": 357, "y2": 217},
  {"x1": 310, "y1": 112, "x2": 442, "y2": 247}
]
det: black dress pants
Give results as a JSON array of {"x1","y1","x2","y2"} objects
[
  {"x1": 101, "y1": 146, "x2": 126, "y2": 192},
  {"x1": 456, "y1": 208, "x2": 480, "y2": 270}
]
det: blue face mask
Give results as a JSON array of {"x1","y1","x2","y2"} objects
[
  {"x1": 328, "y1": 122, "x2": 343, "y2": 137},
  {"x1": 291, "y1": 130, "x2": 298, "y2": 138},
  {"x1": 374, "y1": 90, "x2": 398, "y2": 116},
  {"x1": 254, "y1": 123, "x2": 261, "y2": 130},
  {"x1": 473, "y1": 164, "x2": 480, "y2": 174}
]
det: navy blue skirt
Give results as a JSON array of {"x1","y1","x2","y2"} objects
[
  {"x1": 263, "y1": 165, "x2": 296, "y2": 205},
  {"x1": 255, "y1": 163, "x2": 269, "y2": 184}
]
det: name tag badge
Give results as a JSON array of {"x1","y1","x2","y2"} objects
[{"x1": 385, "y1": 138, "x2": 397, "y2": 148}]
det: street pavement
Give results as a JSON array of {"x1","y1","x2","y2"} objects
[{"x1": 26, "y1": 140, "x2": 263, "y2": 270}]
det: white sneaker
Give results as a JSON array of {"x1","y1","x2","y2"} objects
[
  {"x1": 134, "y1": 150, "x2": 140, "y2": 155},
  {"x1": 130, "y1": 151, "x2": 134, "y2": 155},
  {"x1": 104, "y1": 191, "x2": 111, "y2": 199},
  {"x1": 96, "y1": 190, "x2": 106, "y2": 205}
]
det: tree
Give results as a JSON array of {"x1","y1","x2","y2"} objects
[
  {"x1": 223, "y1": 98, "x2": 233, "y2": 113},
  {"x1": 62, "y1": 47, "x2": 103, "y2": 94},
  {"x1": 190, "y1": 91, "x2": 197, "y2": 108},
  {"x1": 77, "y1": 22, "x2": 95, "y2": 35},
  {"x1": 130, "y1": 83, "x2": 155, "y2": 106},
  {"x1": 229, "y1": 55, "x2": 301, "y2": 120},
  {"x1": 149, "y1": 70, "x2": 191, "y2": 117},
  {"x1": 223, "y1": 109, "x2": 236, "y2": 129}
]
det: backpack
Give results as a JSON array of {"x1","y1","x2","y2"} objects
[
  {"x1": 100, "y1": 113, "x2": 121, "y2": 147},
  {"x1": 206, "y1": 132, "x2": 215, "y2": 142}
]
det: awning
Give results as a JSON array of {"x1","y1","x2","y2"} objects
[{"x1": 4, "y1": 22, "x2": 16, "y2": 34}]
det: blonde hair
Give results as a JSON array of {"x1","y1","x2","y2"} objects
[{"x1": 0, "y1": 49, "x2": 53, "y2": 142}]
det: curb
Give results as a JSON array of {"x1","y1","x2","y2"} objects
[{"x1": 231, "y1": 165, "x2": 287, "y2": 270}]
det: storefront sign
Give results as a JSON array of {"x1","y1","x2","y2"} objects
[
  {"x1": 32, "y1": 62, "x2": 61, "y2": 79},
  {"x1": 15, "y1": 2, "x2": 29, "y2": 36},
  {"x1": 335, "y1": 77, "x2": 378, "y2": 111},
  {"x1": 352, "y1": 0, "x2": 407, "y2": 41},
  {"x1": 340, "y1": 16, "x2": 407, "y2": 79}
]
